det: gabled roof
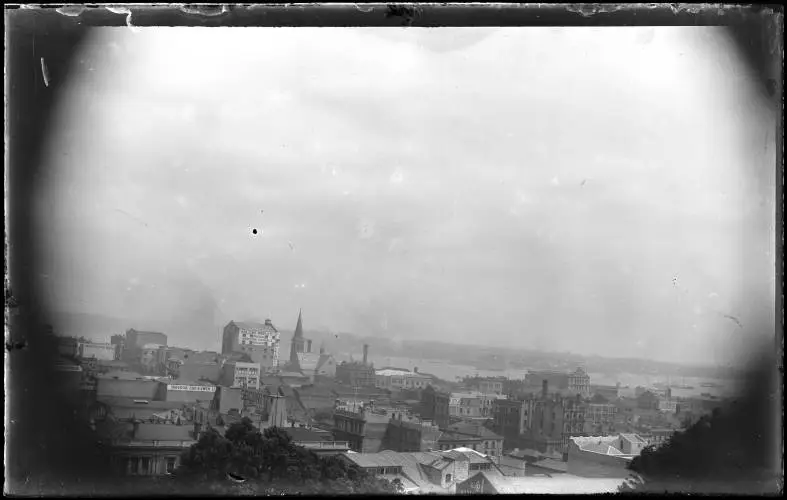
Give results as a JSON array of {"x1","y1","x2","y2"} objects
[
  {"x1": 619, "y1": 433, "x2": 649, "y2": 444},
  {"x1": 230, "y1": 321, "x2": 278, "y2": 332},
  {"x1": 315, "y1": 354, "x2": 334, "y2": 372},
  {"x1": 441, "y1": 448, "x2": 491, "y2": 464}
]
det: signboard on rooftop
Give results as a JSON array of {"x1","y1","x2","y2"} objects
[{"x1": 167, "y1": 384, "x2": 217, "y2": 392}]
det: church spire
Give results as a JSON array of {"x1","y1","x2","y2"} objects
[
  {"x1": 294, "y1": 309, "x2": 303, "y2": 340},
  {"x1": 289, "y1": 309, "x2": 303, "y2": 370}
]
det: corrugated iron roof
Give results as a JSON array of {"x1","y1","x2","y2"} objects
[{"x1": 470, "y1": 471, "x2": 624, "y2": 494}]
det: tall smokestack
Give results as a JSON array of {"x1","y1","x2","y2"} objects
[
  {"x1": 307, "y1": 340, "x2": 312, "y2": 353},
  {"x1": 363, "y1": 344, "x2": 369, "y2": 365},
  {"x1": 542, "y1": 380, "x2": 548, "y2": 399}
]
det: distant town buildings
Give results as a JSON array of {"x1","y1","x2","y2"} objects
[
  {"x1": 335, "y1": 344, "x2": 376, "y2": 387},
  {"x1": 449, "y1": 391, "x2": 507, "y2": 420},
  {"x1": 524, "y1": 367, "x2": 590, "y2": 397},
  {"x1": 221, "y1": 320, "x2": 281, "y2": 372},
  {"x1": 375, "y1": 368, "x2": 432, "y2": 391},
  {"x1": 79, "y1": 341, "x2": 116, "y2": 361}
]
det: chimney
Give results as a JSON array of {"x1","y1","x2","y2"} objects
[
  {"x1": 542, "y1": 380, "x2": 548, "y2": 399},
  {"x1": 363, "y1": 344, "x2": 369, "y2": 365}
]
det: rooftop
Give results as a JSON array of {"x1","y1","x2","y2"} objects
[
  {"x1": 283, "y1": 427, "x2": 332, "y2": 443},
  {"x1": 134, "y1": 423, "x2": 194, "y2": 442},
  {"x1": 529, "y1": 458, "x2": 569, "y2": 473},
  {"x1": 470, "y1": 471, "x2": 624, "y2": 494},
  {"x1": 507, "y1": 448, "x2": 541, "y2": 460},
  {"x1": 127, "y1": 329, "x2": 166, "y2": 336},
  {"x1": 97, "y1": 396, "x2": 184, "y2": 409},
  {"x1": 619, "y1": 433, "x2": 649, "y2": 444},
  {"x1": 446, "y1": 422, "x2": 502, "y2": 440},
  {"x1": 231, "y1": 320, "x2": 278, "y2": 332},
  {"x1": 376, "y1": 369, "x2": 412, "y2": 376}
]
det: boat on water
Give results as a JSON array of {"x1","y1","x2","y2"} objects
[
  {"x1": 669, "y1": 377, "x2": 694, "y2": 390},
  {"x1": 700, "y1": 382, "x2": 720, "y2": 388}
]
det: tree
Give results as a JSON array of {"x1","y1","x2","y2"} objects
[
  {"x1": 177, "y1": 427, "x2": 234, "y2": 481},
  {"x1": 176, "y1": 420, "x2": 402, "y2": 494},
  {"x1": 619, "y1": 355, "x2": 779, "y2": 495}
]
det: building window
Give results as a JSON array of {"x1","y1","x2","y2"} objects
[
  {"x1": 445, "y1": 474, "x2": 453, "y2": 483},
  {"x1": 128, "y1": 457, "x2": 139, "y2": 475},
  {"x1": 166, "y1": 457, "x2": 177, "y2": 474}
]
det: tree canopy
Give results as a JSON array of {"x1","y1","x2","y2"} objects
[
  {"x1": 176, "y1": 418, "x2": 402, "y2": 495},
  {"x1": 619, "y1": 358, "x2": 780, "y2": 495}
]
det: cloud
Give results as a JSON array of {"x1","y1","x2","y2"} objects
[{"x1": 36, "y1": 27, "x2": 775, "y2": 364}]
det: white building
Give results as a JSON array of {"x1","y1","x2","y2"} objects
[
  {"x1": 375, "y1": 369, "x2": 432, "y2": 390},
  {"x1": 78, "y1": 342, "x2": 116, "y2": 361},
  {"x1": 220, "y1": 361, "x2": 261, "y2": 390}
]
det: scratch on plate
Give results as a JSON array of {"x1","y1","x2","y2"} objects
[
  {"x1": 40, "y1": 58, "x2": 50, "y2": 87},
  {"x1": 721, "y1": 314, "x2": 743, "y2": 329},
  {"x1": 106, "y1": 6, "x2": 139, "y2": 33},
  {"x1": 179, "y1": 4, "x2": 231, "y2": 16},
  {"x1": 114, "y1": 208, "x2": 148, "y2": 227},
  {"x1": 55, "y1": 5, "x2": 85, "y2": 16}
]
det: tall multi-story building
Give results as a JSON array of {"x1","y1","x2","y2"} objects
[
  {"x1": 332, "y1": 405, "x2": 390, "y2": 453},
  {"x1": 382, "y1": 413, "x2": 443, "y2": 453},
  {"x1": 520, "y1": 383, "x2": 589, "y2": 456},
  {"x1": 222, "y1": 320, "x2": 281, "y2": 372},
  {"x1": 449, "y1": 392, "x2": 506, "y2": 420},
  {"x1": 586, "y1": 403, "x2": 618, "y2": 434},
  {"x1": 567, "y1": 368, "x2": 591, "y2": 396},
  {"x1": 420, "y1": 385, "x2": 451, "y2": 429},
  {"x1": 122, "y1": 329, "x2": 168, "y2": 367},
  {"x1": 220, "y1": 361, "x2": 262, "y2": 390}
]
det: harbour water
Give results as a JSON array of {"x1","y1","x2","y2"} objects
[{"x1": 346, "y1": 355, "x2": 739, "y2": 399}]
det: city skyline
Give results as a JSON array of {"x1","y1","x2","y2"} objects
[{"x1": 35, "y1": 27, "x2": 776, "y2": 367}]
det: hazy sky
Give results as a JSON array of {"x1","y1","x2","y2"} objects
[{"x1": 35, "y1": 27, "x2": 776, "y2": 366}]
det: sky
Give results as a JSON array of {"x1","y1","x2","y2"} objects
[{"x1": 35, "y1": 27, "x2": 776, "y2": 366}]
